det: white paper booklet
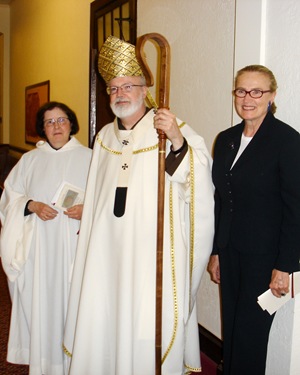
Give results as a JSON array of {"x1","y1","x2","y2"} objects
[
  {"x1": 257, "y1": 272, "x2": 300, "y2": 315},
  {"x1": 51, "y1": 181, "x2": 85, "y2": 210}
]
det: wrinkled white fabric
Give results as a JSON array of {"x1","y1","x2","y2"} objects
[
  {"x1": 0, "y1": 137, "x2": 92, "y2": 375},
  {"x1": 64, "y1": 110, "x2": 214, "y2": 375}
]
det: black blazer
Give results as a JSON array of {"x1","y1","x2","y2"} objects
[{"x1": 212, "y1": 112, "x2": 300, "y2": 273}]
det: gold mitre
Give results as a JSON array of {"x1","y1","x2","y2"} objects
[
  {"x1": 98, "y1": 35, "x2": 157, "y2": 108},
  {"x1": 98, "y1": 35, "x2": 143, "y2": 82}
]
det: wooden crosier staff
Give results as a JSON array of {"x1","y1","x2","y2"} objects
[{"x1": 136, "y1": 33, "x2": 171, "y2": 375}]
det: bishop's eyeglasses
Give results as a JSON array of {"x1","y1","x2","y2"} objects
[{"x1": 106, "y1": 83, "x2": 144, "y2": 95}]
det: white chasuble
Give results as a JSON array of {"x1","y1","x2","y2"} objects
[{"x1": 64, "y1": 110, "x2": 214, "y2": 375}]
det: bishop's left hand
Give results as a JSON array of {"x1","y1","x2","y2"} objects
[{"x1": 154, "y1": 108, "x2": 184, "y2": 151}]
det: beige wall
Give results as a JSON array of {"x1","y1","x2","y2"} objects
[
  {"x1": 138, "y1": 0, "x2": 235, "y2": 154},
  {"x1": 7, "y1": 0, "x2": 93, "y2": 149},
  {"x1": 1, "y1": 0, "x2": 233, "y2": 152},
  {"x1": 0, "y1": 33, "x2": 3, "y2": 143},
  {"x1": 138, "y1": 0, "x2": 235, "y2": 339},
  {"x1": 0, "y1": 4, "x2": 10, "y2": 144}
]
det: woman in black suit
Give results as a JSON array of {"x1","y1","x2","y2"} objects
[{"x1": 208, "y1": 65, "x2": 300, "y2": 375}]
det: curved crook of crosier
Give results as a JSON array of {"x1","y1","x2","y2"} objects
[{"x1": 136, "y1": 33, "x2": 171, "y2": 110}]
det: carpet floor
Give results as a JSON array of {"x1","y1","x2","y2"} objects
[
  {"x1": 0, "y1": 263, "x2": 217, "y2": 375},
  {"x1": 0, "y1": 263, "x2": 29, "y2": 375},
  {"x1": 199, "y1": 351, "x2": 218, "y2": 375}
]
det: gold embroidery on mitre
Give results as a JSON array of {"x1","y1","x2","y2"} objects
[
  {"x1": 98, "y1": 36, "x2": 143, "y2": 83},
  {"x1": 98, "y1": 35, "x2": 157, "y2": 109}
]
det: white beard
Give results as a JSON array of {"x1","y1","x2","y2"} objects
[{"x1": 110, "y1": 94, "x2": 144, "y2": 119}]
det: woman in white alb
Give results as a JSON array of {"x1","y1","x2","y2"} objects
[{"x1": 0, "y1": 101, "x2": 92, "y2": 375}]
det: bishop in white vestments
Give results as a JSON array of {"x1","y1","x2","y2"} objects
[{"x1": 64, "y1": 36, "x2": 214, "y2": 375}]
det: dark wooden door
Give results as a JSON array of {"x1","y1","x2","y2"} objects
[{"x1": 89, "y1": 0, "x2": 137, "y2": 147}]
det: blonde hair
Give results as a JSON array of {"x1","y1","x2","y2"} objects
[{"x1": 235, "y1": 65, "x2": 277, "y2": 114}]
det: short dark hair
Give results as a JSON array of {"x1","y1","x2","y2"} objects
[{"x1": 36, "y1": 101, "x2": 80, "y2": 138}]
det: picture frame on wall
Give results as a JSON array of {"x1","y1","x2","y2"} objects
[{"x1": 25, "y1": 80, "x2": 50, "y2": 144}]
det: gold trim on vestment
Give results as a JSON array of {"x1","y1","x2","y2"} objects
[
  {"x1": 97, "y1": 134, "x2": 158, "y2": 154},
  {"x1": 63, "y1": 344, "x2": 72, "y2": 358},
  {"x1": 184, "y1": 364, "x2": 202, "y2": 374},
  {"x1": 96, "y1": 122, "x2": 186, "y2": 155},
  {"x1": 184, "y1": 146, "x2": 199, "y2": 373},
  {"x1": 188, "y1": 146, "x2": 195, "y2": 310},
  {"x1": 162, "y1": 182, "x2": 178, "y2": 364},
  {"x1": 163, "y1": 145, "x2": 196, "y2": 369}
]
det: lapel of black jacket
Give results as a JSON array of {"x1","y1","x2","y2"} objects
[
  {"x1": 230, "y1": 112, "x2": 274, "y2": 171},
  {"x1": 224, "y1": 123, "x2": 244, "y2": 171}
]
